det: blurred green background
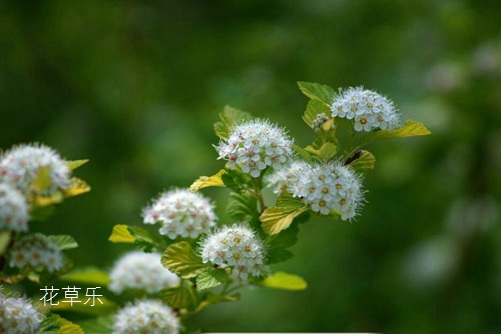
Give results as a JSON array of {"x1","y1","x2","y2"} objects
[{"x1": 1, "y1": 0, "x2": 500, "y2": 332}]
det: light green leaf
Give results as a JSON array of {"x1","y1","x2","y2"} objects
[
  {"x1": 60, "y1": 268, "x2": 110, "y2": 286},
  {"x1": 161, "y1": 241, "x2": 211, "y2": 279},
  {"x1": 361, "y1": 120, "x2": 432, "y2": 145},
  {"x1": 34, "y1": 192, "x2": 64, "y2": 207},
  {"x1": 164, "y1": 279, "x2": 200, "y2": 311},
  {"x1": 213, "y1": 106, "x2": 253, "y2": 139},
  {"x1": 196, "y1": 292, "x2": 240, "y2": 312},
  {"x1": 196, "y1": 269, "x2": 228, "y2": 291},
  {"x1": 305, "y1": 141, "x2": 337, "y2": 161},
  {"x1": 346, "y1": 150, "x2": 376, "y2": 172},
  {"x1": 56, "y1": 316, "x2": 85, "y2": 334},
  {"x1": 77, "y1": 315, "x2": 114, "y2": 334},
  {"x1": 48, "y1": 235, "x2": 78, "y2": 250},
  {"x1": 33, "y1": 166, "x2": 52, "y2": 194},
  {"x1": 258, "y1": 271, "x2": 307, "y2": 291},
  {"x1": 297, "y1": 81, "x2": 336, "y2": 105},
  {"x1": 0, "y1": 231, "x2": 11, "y2": 257},
  {"x1": 291, "y1": 144, "x2": 312, "y2": 162},
  {"x1": 227, "y1": 192, "x2": 257, "y2": 221},
  {"x1": 190, "y1": 169, "x2": 226, "y2": 192},
  {"x1": 302, "y1": 99, "x2": 331, "y2": 127},
  {"x1": 260, "y1": 194, "x2": 309, "y2": 235},
  {"x1": 267, "y1": 222, "x2": 299, "y2": 264},
  {"x1": 65, "y1": 159, "x2": 89, "y2": 171},
  {"x1": 108, "y1": 224, "x2": 135, "y2": 243},
  {"x1": 62, "y1": 177, "x2": 91, "y2": 198},
  {"x1": 127, "y1": 225, "x2": 164, "y2": 251}
]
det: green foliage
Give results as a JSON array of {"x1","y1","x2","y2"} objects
[
  {"x1": 196, "y1": 269, "x2": 228, "y2": 291},
  {"x1": 48, "y1": 235, "x2": 78, "y2": 250},
  {"x1": 360, "y1": 120, "x2": 431, "y2": 145},
  {"x1": 260, "y1": 193, "x2": 309, "y2": 235},
  {"x1": 51, "y1": 296, "x2": 117, "y2": 316},
  {"x1": 164, "y1": 279, "x2": 200, "y2": 311},
  {"x1": 60, "y1": 267, "x2": 110, "y2": 286},
  {"x1": 190, "y1": 169, "x2": 226, "y2": 192},
  {"x1": 267, "y1": 222, "x2": 300, "y2": 264},
  {"x1": 66, "y1": 160, "x2": 89, "y2": 171},
  {"x1": 40, "y1": 314, "x2": 85, "y2": 334},
  {"x1": 302, "y1": 99, "x2": 331, "y2": 127},
  {"x1": 297, "y1": 81, "x2": 336, "y2": 105},
  {"x1": 227, "y1": 191, "x2": 257, "y2": 221},
  {"x1": 258, "y1": 271, "x2": 307, "y2": 291},
  {"x1": 196, "y1": 292, "x2": 241, "y2": 312},
  {"x1": 346, "y1": 150, "x2": 376, "y2": 172},
  {"x1": 161, "y1": 242, "x2": 211, "y2": 279},
  {"x1": 108, "y1": 224, "x2": 135, "y2": 243}
]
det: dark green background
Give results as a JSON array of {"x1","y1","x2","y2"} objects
[{"x1": 1, "y1": 1, "x2": 500, "y2": 332}]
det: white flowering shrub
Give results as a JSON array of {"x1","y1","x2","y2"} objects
[
  {"x1": 113, "y1": 299, "x2": 179, "y2": 334},
  {"x1": 0, "y1": 143, "x2": 90, "y2": 333},
  {"x1": 101, "y1": 82, "x2": 430, "y2": 333},
  {"x1": 109, "y1": 251, "x2": 180, "y2": 294}
]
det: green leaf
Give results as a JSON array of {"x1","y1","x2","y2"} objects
[
  {"x1": 346, "y1": 150, "x2": 376, "y2": 172},
  {"x1": 302, "y1": 99, "x2": 331, "y2": 127},
  {"x1": 62, "y1": 177, "x2": 91, "y2": 198},
  {"x1": 267, "y1": 222, "x2": 299, "y2": 264},
  {"x1": 51, "y1": 296, "x2": 117, "y2": 316},
  {"x1": 77, "y1": 315, "x2": 114, "y2": 334},
  {"x1": 213, "y1": 106, "x2": 253, "y2": 139},
  {"x1": 267, "y1": 248, "x2": 294, "y2": 264},
  {"x1": 60, "y1": 268, "x2": 110, "y2": 286},
  {"x1": 190, "y1": 169, "x2": 226, "y2": 192},
  {"x1": 161, "y1": 241, "x2": 211, "y2": 279},
  {"x1": 221, "y1": 172, "x2": 244, "y2": 193},
  {"x1": 108, "y1": 224, "x2": 135, "y2": 243},
  {"x1": 127, "y1": 225, "x2": 164, "y2": 251},
  {"x1": 227, "y1": 192, "x2": 257, "y2": 221},
  {"x1": 196, "y1": 269, "x2": 228, "y2": 291},
  {"x1": 35, "y1": 192, "x2": 64, "y2": 207},
  {"x1": 33, "y1": 166, "x2": 52, "y2": 194},
  {"x1": 56, "y1": 317, "x2": 85, "y2": 334},
  {"x1": 48, "y1": 235, "x2": 78, "y2": 250},
  {"x1": 258, "y1": 271, "x2": 307, "y2": 291},
  {"x1": 164, "y1": 279, "x2": 200, "y2": 311},
  {"x1": 361, "y1": 120, "x2": 432, "y2": 145},
  {"x1": 260, "y1": 194, "x2": 309, "y2": 235},
  {"x1": 305, "y1": 141, "x2": 337, "y2": 161},
  {"x1": 196, "y1": 292, "x2": 240, "y2": 312},
  {"x1": 297, "y1": 81, "x2": 336, "y2": 105},
  {"x1": 66, "y1": 159, "x2": 89, "y2": 171}
]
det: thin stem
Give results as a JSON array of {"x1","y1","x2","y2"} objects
[{"x1": 252, "y1": 178, "x2": 266, "y2": 214}]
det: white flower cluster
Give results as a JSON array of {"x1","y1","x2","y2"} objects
[
  {"x1": 215, "y1": 120, "x2": 294, "y2": 178},
  {"x1": 0, "y1": 295, "x2": 43, "y2": 334},
  {"x1": 331, "y1": 87, "x2": 400, "y2": 132},
  {"x1": 0, "y1": 183, "x2": 29, "y2": 232},
  {"x1": 142, "y1": 189, "x2": 216, "y2": 239},
  {"x1": 265, "y1": 161, "x2": 306, "y2": 195},
  {"x1": 200, "y1": 224, "x2": 265, "y2": 280},
  {"x1": 0, "y1": 144, "x2": 71, "y2": 195},
  {"x1": 289, "y1": 162, "x2": 363, "y2": 220},
  {"x1": 9, "y1": 233, "x2": 64, "y2": 272},
  {"x1": 113, "y1": 299, "x2": 179, "y2": 334},
  {"x1": 109, "y1": 251, "x2": 180, "y2": 294}
]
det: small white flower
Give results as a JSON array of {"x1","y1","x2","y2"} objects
[
  {"x1": 9, "y1": 233, "x2": 64, "y2": 272},
  {"x1": 0, "y1": 143, "x2": 71, "y2": 196},
  {"x1": 331, "y1": 87, "x2": 400, "y2": 132},
  {"x1": 142, "y1": 189, "x2": 216, "y2": 239},
  {"x1": 265, "y1": 161, "x2": 307, "y2": 195},
  {"x1": 0, "y1": 296, "x2": 43, "y2": 334},
  {"x1": 215, "y1": 119, "x2": 294, "y2": 178},
  {"x1": 0, "y1": 183, "x2": 29, "y2": 232},
  {"x1": 288, "y1": 162, "x2": 364, "y2": 220},
  {"x1": 113, "y1": 299, "x2": 179, "y2": 334},
  {"x1": 109, "y1": 251, "x2": 180, "y2": 294},
  {"x1": 200, "y1": 224, "x2": 265, "y2": 280}
]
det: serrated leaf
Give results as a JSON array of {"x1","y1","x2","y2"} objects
[
  {"x1": 108, "y1": 224, "x2": 135, "y2": 243},
  {"x1": 221, "y1": 172, "x2": 243, "y2": 193},
  {"x1": 196, "y1": 269, "x2": 228, "y2": 291},
  {"x1": 51, "y1": 296, "x2": 117, "y2": 316},
  {"x1": 161, "y1": 241, "x2": 211, "y2": 279},
  {"x1": 297, "y1": 81, "x2": 336, "y2": 105},
  {"x1": 302, "y1": 99, "x2": 331, "y2": 127},
  {"x1": 260, "y1": 194, "x2": 309, "y2": 235},
  {"x1": 127, "y1": 225, "x2": 164, "y2": 250},
  {"x1": 213, "y1": 106, "x2": 253, "y2": 139},
  {"x1": 164, "y1": 279, "x2": 200, "y2": 311},
  {"x1": 60, "y1": 268, "x2": 110, "y2": 286},
  {"x1": 48, "y1": 235, "x2": 78, "y2": 250},
  {"x1": 346, "y1": 150, "x2": 376, "y2": 172},
  {"x1": 190, "y1": 169, "x2": 226, "y2": 192},
  {"x1": 227, "y1": 192, "x2": 257, "y2": 221},
  {"x1": 57, "y1": 317, "x2": 85, "y2": 334},
  {"x1": 258, "y1": 271, "x2": 307, "y2": 291},
  {"x1": 196, "y1": 292, "x2": 240, "y2": 312},
  {"x1": 305, "y1": 141, "x2": 337, "y2": 161},
  {"x1": 361, "y1": 120, "x2": 431, "y2": 145},
  {"x1": 66, "y1": 159, "x2": 89, "y2": 171},
  {"x1": 62, "y1": 177, "x2": 91, "y2": 198}
]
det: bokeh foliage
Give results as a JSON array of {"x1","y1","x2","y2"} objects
[{"x1": 1, "y1": 0, "x2": 500, "y2": 332}]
